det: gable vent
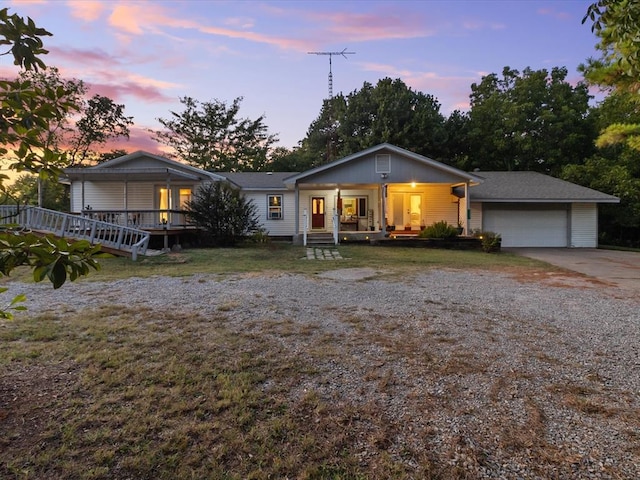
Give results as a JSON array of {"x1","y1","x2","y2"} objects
[{"x1": 375, "y1": 154, "x2": 391, "y2": 173}]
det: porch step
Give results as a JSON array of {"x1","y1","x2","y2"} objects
[{"x1": 306, "y1": 232, "x2": 335, "y2": 246}]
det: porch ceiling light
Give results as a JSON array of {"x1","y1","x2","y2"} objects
[{"x1": 411, "y1": 182, "x2": 416, "y2": 188}]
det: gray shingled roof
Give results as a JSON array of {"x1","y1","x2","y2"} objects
[
  {"x1": 471, "y1": 171, "x2": 619, "y2": 203},
  {"x1": 218, "y1": 172, "x2": 298, "y2": 189}
]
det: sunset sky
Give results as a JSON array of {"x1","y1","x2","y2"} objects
[{"x1": 4, "y1": 0, "x2": 601, "y2": 154}]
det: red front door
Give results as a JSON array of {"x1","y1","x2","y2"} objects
[{"x1": 311, "y1": 197, "x2": 325, "y2": 229}]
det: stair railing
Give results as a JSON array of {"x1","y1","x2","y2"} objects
[{"x1": 0, "y1": 206, "x2": 150, "y2": 261}]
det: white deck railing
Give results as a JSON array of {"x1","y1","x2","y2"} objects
[
  {"x1": 81, "y1": 209, "x2": 191, "y2": 229},
  {"x1": 0, "y1": 206, "x2": 150, "y2": 261}
]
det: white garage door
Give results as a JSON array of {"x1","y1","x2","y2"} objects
[{"x1": 483, "y1": 207, "x2": 568, "y2": 247}]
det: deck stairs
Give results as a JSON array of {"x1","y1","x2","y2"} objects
[
  {"x1": 0, "y1": 206, "x2": 151, "y2": 261},
  {"x1": 306, "y1": 232, "x2": 336, "y2": 246}
]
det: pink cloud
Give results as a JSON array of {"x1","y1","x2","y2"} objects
[
  {"x1": 103, "y1": 125, "x2": 163, "y2": 155},
  {"x1": 200, "y1": 25, "x2": 311, "y2": 50},
  {"x1": 321, "y1": 11, "x2": 432, "y2": 41},
  {"x1": 106, "y1": 2, "x2": 313, "y2": 51},
  {"x1": 66, "y1": 0, "x2": 106, "y2": 22},
  {"x1": 92, "y1": 68, "x2": 178, "y2": 90},
  {"x1": 0, "y1": 65, "x2": 21, "y2": 80},
  {"x1": 298, "y1": 7, "x2": 434, "y2": 44},
  {"x1": 86, "y1": 81, "x2": 174, "y2": 104},
  {"x1": 46, "y1": 46, "x2": 179, "y2": 104},
  {"x1": 9, "y1": 0, "x2": 46, "y2": 5},
  {"x1": 538, "y1": 8, "x2": 572, "y2": 21},
  {"x1": 49, "y1": 45, "x2": 118, "y2": 66}
]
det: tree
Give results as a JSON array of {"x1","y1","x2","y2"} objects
[
  {"x1": 267, "y1": 146, "x2": 306, "y2": 172},
  {"x1": 440, "y1": 110, "x2": 472, "y2": 170},
  {"x1": 583, "y1": 1, "x2": 640, "y2": 93},
  {"x1": 6, "y1": 174, "x2": 68, "y2": 211},
  {"x1": 582, "y1": 1, "x2": 640, "y2": 151},
  {"x1": 16, "y1": 68, "x2": 133, "y2": 167},
  {"x1": 296, "y1": 78, "x2": 447, "y2": 165},
  {"x1": 67, "y1": 94, "x2": 133, "y2": 166},
  {"x1": 561, "y1": 91, "x2": 640, "y2": 247},
  {"x1": 13, "y1": 67, "x2": 83, "y2": 206},
  {"x1": 0, "y1": 7, "x2": 50, "y2": 71},
  {"x1": 576, "y1": 2, "x2": 640, "y2": 246},
  {"x1": 16, "y1": 67, "x2": 85, "y2": 155},
  {"x1": 466, "y1": 66, "x2": 595, "y2": 174},
  {"x1": 9, "y1": 68, "x2": 131, "y2": 207},
  {"x1": 184, "y1": 181, "x2": 260, "y2": 246},
  {"x1": 96, "y1": 149, "x2": 129, "y2": 163},
  {"x1": 0, "y1": 8, "x2": 103, "y2": 318},
  {"x1": 152, "y1": 96, "x2": 278, "y2": 172}
]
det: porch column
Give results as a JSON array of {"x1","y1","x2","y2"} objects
[
  {"x1": 123, "y1": 178, "x2": 130, "y2": 226},
  {"x1": 81, "y1": 175, "x2": 86, "y2": 213},
  {"x1": 464, "y1": 181, "x2": 470, "y2": 235},
  {"x1": 380, "y1": 183, "x2": 387, "y2": 234},
  {"x1": 166, "y1": 171, "x2": 171, "y2": 228},
  {"x1": 294, "y1": 184, "x2": 300, "y2": 234},
  {"x1": 124, "y1": 179, "x2": 128, "y2": 210}
]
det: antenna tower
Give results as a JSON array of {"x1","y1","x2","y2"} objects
[
  {"x1": 307, "y1": 48, "x2": 355, "y2": 98},
  {"x1": 308, "y1": 48, "x2": 355, "y2": 163}
]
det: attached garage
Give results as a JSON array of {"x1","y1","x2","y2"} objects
[
  {"x1": 470, "y1": 171, "x2": 619, "y2": 248},
  {"x1": 482, "y1": 204, "x2": 569, "y2": 247}
]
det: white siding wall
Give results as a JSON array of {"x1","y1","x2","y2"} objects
[
  {"x1": 70, "y1": 181, "x2": 201, "y2": 213},
  {"x1": 244, "y1": 191, "x2": 296, "y2": 236},
  {"x1": 126, "y1": 183, "x2": 155, "y2": 210},
  {"x1": 385, "y1": 185, "x2": 458, "y2": 228},
  {"x1": 71, "y1": 182, "x2": 125, "y2": 211},
  {"x1": 70, "y1": 183, "x2": 82, "y2": 212},
  {"x1": 470, "y1": 202, "x2": 483, "y2": 232},
  {"x1": 423, "y1": 185, "x2": 459, "y2": 226},
  {"x1": 570, "y1": 203, "x2": 598, "y2": 248}
]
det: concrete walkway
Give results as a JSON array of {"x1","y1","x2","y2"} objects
[{"x1": 506, "y1": 248, "x2": 640, "y2": 294}]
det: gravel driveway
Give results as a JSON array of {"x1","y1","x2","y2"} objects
[{"x1": 4, "y1": 264, "x2": 640, "y2": 478}]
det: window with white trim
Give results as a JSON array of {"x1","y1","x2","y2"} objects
[
  {"x1": 267, "y1": 195, "x2": 283, "y2": 220},
  {"x1": 342, "y1": 197, "x2": 367, "y2": 217}
]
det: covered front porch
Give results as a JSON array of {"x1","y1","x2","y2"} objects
[
  {"x1": 284, "y1": 144, "x2": 482, "y2": 246},
  {"x1": 296, "y1": 181, "x2": 472, "y2": 245}
]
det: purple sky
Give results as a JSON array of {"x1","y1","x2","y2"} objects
[{"x1": 4, "y1": 0, "x2": 600, "y2": 154}]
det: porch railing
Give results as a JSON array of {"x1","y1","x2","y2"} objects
[
  {"x1": 81, "y1": 209, "x2": 192, "y2": 229},
  {"x1": 0, "y1": 206, "x2": 150, "y2": 261}
]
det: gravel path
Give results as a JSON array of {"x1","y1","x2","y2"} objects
[{"x1": 5, "y1": 267, "x2": 640, "y2": 478}]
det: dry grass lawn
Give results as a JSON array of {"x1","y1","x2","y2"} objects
[{"x1": 1, "y1": 246, "x2": 637, "y2": 479}]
